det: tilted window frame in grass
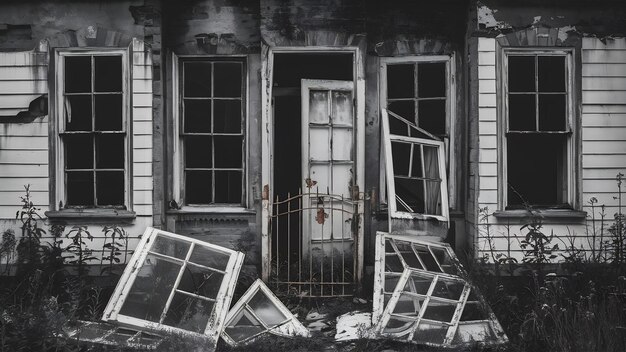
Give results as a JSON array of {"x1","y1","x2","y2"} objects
[
  {"x1": 221, "y1": 279, "x2": 309, "y2": 346},
  {"x1": 102, "y1": 227, "x2": 245, "y2": 349},
  {"x1": 381, "y1": 108, "x2": 449, "y2": 222},
  {"x1": 53, "y1": 49, "x2": 131, "y2": 210},
  {"x1": 175, "y1": 56, "x2": 247, "y2": 208},
  {"x1": 371, "y1": 232, "x2": 507, "y2": 347}
]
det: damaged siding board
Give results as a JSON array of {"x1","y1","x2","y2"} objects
[
  {"x1": 103, "y1": 227, "x2": 245, "y2": 351},
  {"x1": 221, "y1": 279, "x2": 309, "y2": 346},
  {"x1": 0, "y1": 50, "x2": 49, "y2": 219},
  {"x1": 582, "y1": 38, "x2": 626, "y2": 213}
]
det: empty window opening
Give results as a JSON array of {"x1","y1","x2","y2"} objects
[
  {"x1": 504, "y1": 53, "x2": 570, "y2": 209},
  {"x1": 61, "y1": 53, "x2": 126, "y2": 207},
  {"x1": 180, "y1": 58, "x2": 245, "y2": 205}
]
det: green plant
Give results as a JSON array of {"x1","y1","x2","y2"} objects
[
  {"x1": 15, "y1": 184, "x2": 46, "y2": 275},
  {"x1": 64, "y1": 225, "x2": 97, "y2": 278},
  {"x1": 100, "y1": 225, "x2": 128, "y2": 276}
]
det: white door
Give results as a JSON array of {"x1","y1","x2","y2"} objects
[{"x1": 301, "y1": 79, "x2": 355, "y2": 247}]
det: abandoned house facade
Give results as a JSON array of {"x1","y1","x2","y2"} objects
[{"x1": 0, "y1": 0, "x2": 625, "y2": 296}]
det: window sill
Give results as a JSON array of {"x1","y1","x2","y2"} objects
[
  {"x1": 167, "y1": 206, "x2": 254, "y2": 215},
  {"x1": 45, "y1": 209, "x2": 137, "y2": 220},
  {"x1": 492, "y1": 209, "x2": 587, "y2": 219}
]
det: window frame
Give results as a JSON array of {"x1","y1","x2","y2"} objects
[
  {"x1": 381, "y1": 108, "x2": 450, "y2": 222},
  {"x1": 171, "y1": 54, "x2": 249, "y2": 211},
  {"x1": 221, "y1": 278, "x2": 309, "y2": 346},
  {"x1": 498, "y1": 47, "x2": 577, "y2": 210},
  {"x1": 379, "y1": 55, "x2": 456, "y2": 210},
  {"x1": 102, "y1": 227, "x2": 245, "y2": 346},
  {"x1": 51, "y1": 48, "x2": 132, "y2": 212}
]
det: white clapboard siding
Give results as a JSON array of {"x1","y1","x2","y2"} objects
[
  {"x1": 131, "y1": 38, "x2": 154, "y2": 216},
  {"x1": 581, "y1": 38, "x2": 626, "y2": 231},
  {"x1": 0, "y1": 51, "x2": 49, "y2": 218}
]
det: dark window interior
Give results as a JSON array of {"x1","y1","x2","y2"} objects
[
  {"x1": 181, "y1": 58, "x2": 245, "y2": 205},
  {"x1": 386, "y1": 62, "x2": 447, "y2": 137},
  {"x1": 506, "y1": 54, "x2": 569, "y2": 208},
  {"x1": 63, "y1": 54, "x2": 125, "y2": 207}
]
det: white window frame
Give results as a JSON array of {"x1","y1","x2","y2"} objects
[
  {"x1": 221, "y1": 278, "x2": 309, "y2": 346},
  {"x1": 171, "y1": 54, "x2": 249, "y2": 212},
  {"x1": 102, "y1": 227, "x2": 245, "y2": 348},
  {"x1": 498, "y1": 48, "x2": 576, "y2": 210},
  {"x1": 379, "y1": 55, "x2": 456, "y2": 209},
  {"x1": 381, "y1": 108, "x2": 449, "y2": 222},
  {"x1": 371, "y1": 231, "x2": 507, "y2": 347},
  {"x1": 52, "y1": 49, "x2": 131, "y2": 210}
]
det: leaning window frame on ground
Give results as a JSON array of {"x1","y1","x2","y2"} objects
[
  {"x1": 221, "y1": 278, "x2": 310, "y2": 346},
  {"x1": 102, "y1": 227, "x2": 245, "y2": 350},
  {"x1": 381, "y1": 108, "x2": 449, "y2": 222},
  {"x1": 371, "y1": 232, "x2": 507, "y2": 346}
]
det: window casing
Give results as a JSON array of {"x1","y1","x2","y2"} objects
[
  {"x1": 54, "y1": 50, "x2": 130, "y2": 210},
  {"x1": 174, "y1": 57, "x2": 247, "y2": 208},
  {"x1": 379, "y1": 56, "x2": 455, "y2": 211},
  {"x1": 501, "y1": 49, "x2": 575, "y2": 210}
]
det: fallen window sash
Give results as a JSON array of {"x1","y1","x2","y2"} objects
[
  {"x1": 221, "y1": 279, "x2": 310, "y2": 346},
  {"x1": 102, "y1": 227, "x2": 245, "y2": 351},
  {"x1": 381, "y1": 108, "x2": 449, "y2": 223},
  {"x1": 371, "y1": 231, "x2": 507, "y2": 347},
  {"x1": 63, "y1": 320, "x2": 162, "y2": 350}
]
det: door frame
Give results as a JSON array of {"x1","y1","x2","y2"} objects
[{"x1": 261, "y1": 46, "x2": 365, "y2": 288}]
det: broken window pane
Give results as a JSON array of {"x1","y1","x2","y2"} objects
[
  {"x1": 66, "y1": 171, "x2": 94, "y2": 206},
  {"x1": 104, "y1": 228, "x2": 244, "y2": 350},
  {"x1": 65, "y1": 134, "x2": 93, "y2": 169},
  {"x1": 189, "y1": 245, "x2": 231, "y2": 271},
  {"x1": 94, "y1": 56, "x2": 122, "y2": 92},
  {"x1": 538, "y1": 56, "x2": 565, "y2": 92},
  {"x1": 185, "y1": 171, "x2": 212, "y2": 204},
  {"x1": 391, "y1": 142, "x2": 411, "y2": 176},
  {"x1": 388, "y1": 100, "x2": 416, "y2": 124},
  {"x1": 373, "y1": 232, "x2": 507, "y2": 347},
  {"x1": 418, "y1": 99, "x2": 446, "y2": 136},
  {"x1": 95, "y1": 94, "x2": 123, "y2": 131},
  {"x1": 184, "y1": 62, "x2": 212, "y2": 97},
  {"x1": 508, "y1": 94, "x2": 536, "y2": 131},
  {"x1": 163, "y1": 293, "x2": 214, "y2": 333},
  {"x1": 387, "y1": 64, "x2": 414, "y2": 99},
  {"x1": 96, "y1": 171, "x2": 124, "y2": 206},
  {"x1": 213, "y1": 99, "x2": 242, "y2": 133},
  {"x1": 65, "y1": 56, "x2": 91, "y2": 93},
  {"x1": 418, "y1": 63, "x2": 446, "y2": 98},
  {"x1": 394, "y1": 178, "x2": 424, "y2": 213},
  {"x1": 184, "y1": 100, "x2": 211, "y2": 133},
  {"x1": 214, "y1": 62, "x2": 242, "y2": 98},
  {"x1": 221, "y1": 279, "x2": 309, "y2": 346},
  {"x1": 65, "y1": 95, "x2": 92, "y2": 131},
  {"x1": 508, "y1": 56, "x2": 535, "y2": 92}
]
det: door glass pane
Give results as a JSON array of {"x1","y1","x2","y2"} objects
[
  {"x1": 331, "y1": 163, "x2": 353, "y2": 197},
  {"x1": 331, "y1": 128, "x2": 352, "y2": 161},
  {"x1": 309, "y1": 90, "x2": 329, "y2": 124},
  {"x1": 309, "y1": 127, "x2": 330, "y2": 161},
  {"x1": 331, "y1": 90, "x2": 353, "y2": 126}
]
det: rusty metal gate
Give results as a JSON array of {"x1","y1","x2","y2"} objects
[{"x1": 269, "y1": 188, "x2": 360, "y2": 297}]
